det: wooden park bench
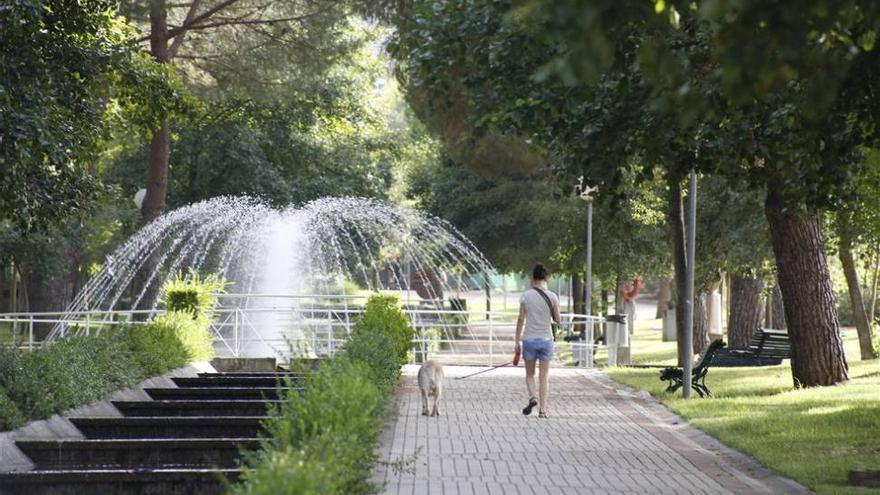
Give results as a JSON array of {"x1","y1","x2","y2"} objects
[
  {"x1": 659, "y1": 339, "x2": 726, "y2": 398},
  {"x1": 712, "y1": 328, "x2": 790, "y2": 367}
]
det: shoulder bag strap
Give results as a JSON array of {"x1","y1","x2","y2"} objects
[{"x1": 532, "y1": 287, "x2": 559, "y2": 324}]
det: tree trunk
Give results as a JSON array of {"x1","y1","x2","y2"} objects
[
  {"x1": 693, "y1": 293, "x2": 708, "y2": 354},
  {"x1": 765, "y1": 187, "x2": 848, "y2": 387},
  {"x1": 600, "y1": 288, "x2": 609, "y2": 316},
  {"x1": 572, "y1": 275, "x2": 584, "y2": 315},
  {"x1": 838, "y1": 234, "x2": 878, "y2": 360},
  {"x1": 656, "y1": 276, "x2": 672, "y2": 318},
  {"x1": 728, "y1": 274, "x2": 765, "y2": 349},
  {"x1": 144, "y1": 0, "x2": 171, "y2": 223},
  {"x1": 769, "y1": 283, "x2": 786, "y2": 329},
  {"x1": 667, "y1": 173, "x2": 688, "y2": 366},
  {"x1": 870, "y1": 243, "x2": 880, "y2": 326},
  {"x1": 571, "y1": 274, "x2": 584, "y2": 335}
]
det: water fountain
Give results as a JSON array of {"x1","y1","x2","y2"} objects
[{"x1": 50, "y1": 197, "x2": 498, "y2": 361}]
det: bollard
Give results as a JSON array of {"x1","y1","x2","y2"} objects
[
  {"x1": 662, "y1": 305, "x2": 677, "y2": 342},
  {"x1": 604, "y1": 314, "x2": 628, "y2": 367}
]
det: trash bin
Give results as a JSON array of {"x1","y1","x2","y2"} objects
[
  {"x1": 448, "y1": 298, "x2": 469, "y2": 329},
  {"x1": 449, "y1": 298, "x2": 467, "y2": 312}
]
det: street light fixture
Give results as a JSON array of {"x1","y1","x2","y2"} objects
[{"x1": 133, "y1": 188, "x2": 147, "y2": 210}]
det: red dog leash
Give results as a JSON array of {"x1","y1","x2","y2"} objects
[{"x1": 455, "y1": 347, "x2": 521, "y2": 380}]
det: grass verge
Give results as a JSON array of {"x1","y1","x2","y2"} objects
[{"x1": 606, "y1": 321, "x2": 880, "y2": 494}]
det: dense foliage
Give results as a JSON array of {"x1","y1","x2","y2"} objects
[
  {"x1": 232, "y1": 294, "x2": 415, "y2": 495},
  {"x1": 0, "y1": 0, "x2": 184, "y2": 231}
]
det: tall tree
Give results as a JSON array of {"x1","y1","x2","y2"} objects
[
  {"x1": 837, "y1": 218, "x2": 877, "y2": 360},
  {"x1": 125, "y1": 0, "x2": 358, "y2": 221},
  {"x1": 832, "y1": 149, "x2": 880, "y2": 359}
]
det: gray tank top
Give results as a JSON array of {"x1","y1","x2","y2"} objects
[{"x1": 520, "y1": 288, "x2": 558, "y2": 340}]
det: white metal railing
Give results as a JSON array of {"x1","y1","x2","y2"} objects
[{"x1": 0, "y1": 293, "x2": 609, "y2": 367}]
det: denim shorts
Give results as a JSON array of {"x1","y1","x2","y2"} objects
[{"x1": 523, "y1": 339, "x2": 554, "y2": 362}]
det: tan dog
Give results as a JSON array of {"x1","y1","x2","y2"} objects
[{"x1": 417, "y1": 360, "x2": 445, "y2": 417}]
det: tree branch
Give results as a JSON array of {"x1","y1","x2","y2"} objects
[
  {"x1": 136, "y1": 0, "x2": 241, "y2": 44},
  {"x1": 169, "y1": 0, "x2": 242, "y2": 36},
  {"x1": 168, "y1": 0, "x2": 202, "y2": 58},
  {"x1": 168, "y1": 11, "x2": 330, "y2": 34},
  {"x1": 244, "y1": 22, "x2": 321, "y2": 52}
]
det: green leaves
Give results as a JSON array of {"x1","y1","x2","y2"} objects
[{"x1": 0, "y1": 0, "x2": 182, "y2": 232}]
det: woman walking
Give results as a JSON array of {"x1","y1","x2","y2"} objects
[{"x1": 514, "y1": 263, "x2": 560, "y2": 418}]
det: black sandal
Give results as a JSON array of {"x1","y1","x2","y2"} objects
[
  {"x1": 522, "y1": 397, "x2": 538, "y2": 416},
  {"x1": 538, "y1": 411, "x2": 548, "y2": 419}
]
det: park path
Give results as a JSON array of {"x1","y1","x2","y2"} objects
[{"x1": 373, "y1": 365, "x2": 811, "y2": 495}]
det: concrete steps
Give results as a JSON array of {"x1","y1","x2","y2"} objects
[
  {"x1": 17, "y1": 438, "x2": 260, "y2": 469},
  {"x1": 70, "y1": 416, "x2": 267, "y2": 439},
  {"x1": 172, "y1": 376, "x2": 298, "y2": 388},
  {"x1": 198, "y1": 372, "x2": 304, "y2": 378},
  {"x1": 113, "y1": 399, "x2": 279, "y2": 417},
  {"x1": 145, "y1": 386, "x2": 294, "y2": 401},
  {"x1": 0, "y1": 368, "x2": 293, "y2": 495},
  {"x1": 0, "y1": 468, "x2": 243, "y2": 495}
]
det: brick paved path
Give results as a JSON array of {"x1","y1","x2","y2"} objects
[{"x1": 373, "y1": 365, "x2": 811, "y2": 495}]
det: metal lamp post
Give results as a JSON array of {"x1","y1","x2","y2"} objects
[
  {"x1": 576, "y1": 177, "x2": 598, "y2": 316},
  {"x1": 682, "y1": 170, "x2": 697, "y2": 399}
]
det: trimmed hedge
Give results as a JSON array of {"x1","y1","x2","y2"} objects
[
  {"x1": 231, "y1": 295, "x2": 415, "y2": 495},
  {"x1": 0, "y1": 274, "x2": 220, "y2": 431},
  {"x1": 0, "y1": 314, "x2": 213, "y2": 431}
]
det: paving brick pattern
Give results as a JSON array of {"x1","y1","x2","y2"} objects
[{"x1": 374, "y1": 365, "x2": 811, "y2": 495}]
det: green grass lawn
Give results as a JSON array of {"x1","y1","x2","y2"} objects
[{"x1": 606, "y1": 319, "x2": 880, "y2": 494}]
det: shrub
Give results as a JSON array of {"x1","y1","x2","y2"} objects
[
  {"x1": 350, "y1": 295, "x2": 415, "y2": 367},
  {"x1": 231, "y1": 295, "x2": 414, "y2": 495},
  {"x1": 123, "y1": 323, "x2": 189, "y2": 376},
  {"x1": 0, "y1": 386, "x2": 25, "y2": 431},
  {"x1": 162, "y1": 270, "x2": 226, "y2": 317},
  {"x1": 0, "y1": 345, "x2": 23, "y2": 384},
  {"x1": 0, "y1": 301, "x2": 216, "y2": 431},
  {"x1": 148, "y1": 311, "x2": 214, "y2": 362},
  {"x1": 0, "y1": 270, "x2": 224, "y2": 431},
  {"x1": 344, "y1": 331, "x2": 403, "y2": 392},
  {"x1": 5, "y1": 334, "x2": 136, "y2": 419},
  {"x1": 154, "y1": 271, "x2": 223, "y2": 362},
  {"x1": 231, "y1": 447, "x2": 338, "y2": 495}
]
